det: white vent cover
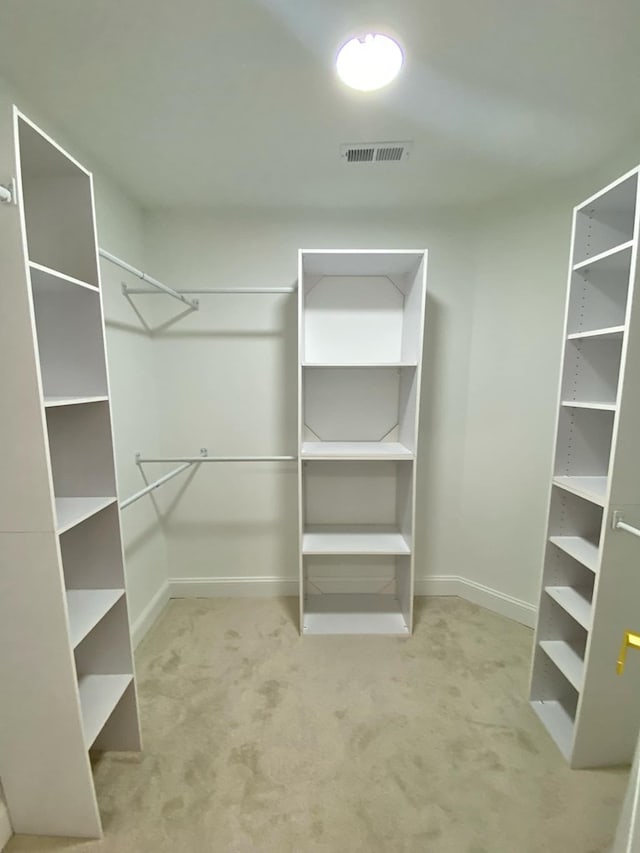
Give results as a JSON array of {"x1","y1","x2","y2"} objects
[{"x1": 340, "y1": 141, "x2": 412, "y2": 164}]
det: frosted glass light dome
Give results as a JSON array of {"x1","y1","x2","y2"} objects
[{"x1": 336, "y1": 33, "x2": 403, "y2": 92}]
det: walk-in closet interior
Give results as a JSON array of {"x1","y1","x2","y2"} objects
[{"x1": 0, "y1": 2, "x2": 639, "y2": 851}]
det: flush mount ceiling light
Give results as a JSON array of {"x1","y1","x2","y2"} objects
[{"x1": 336, "y1": 33, "x2": 403, "y2": 92}]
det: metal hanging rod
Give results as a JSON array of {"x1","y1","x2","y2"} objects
[
  {"x1": 612, "y1": 511, "x2": 640, "y2": 540},
  {"x1": 98, "y1": 248, "x2": 200, "y2": 311},
  {"x1": 136, "y1": 454, "x2": 297, "y2": 464},
  {"x1": 123, "y1": 286, "x2": 296, "y2": 295},
  {"x1": 0, "y1": 183, "x2": 13, "y2": 204},
  {"x1": 120, "y1": 461, "x2": 195, "y2": 510}
]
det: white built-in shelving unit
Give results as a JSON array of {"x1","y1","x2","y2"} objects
[
  {"x1": 530, "y1": 167, "x2": 640, "y2": 768},
  {"x1": 298, "y1": 250, "x2": 427, "y2": 635},
  {"x1": 0, "y1": 108, "x2": 140, "y2": 837}
]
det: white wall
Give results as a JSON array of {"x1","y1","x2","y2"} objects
[
  {"x1": 95, "y1": 180, "x2": 171, "y2": 641},
  {"x1": 458, "y1": 197, "x2": 570, "y2": 614},
  {"x1": 142, "y1": 210, "x2": 475, "y2": 593}
]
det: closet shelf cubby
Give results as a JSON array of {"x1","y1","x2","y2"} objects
[
  {"x1": 548, "y1": 535, "x2": 600, "y2": 573},
  {"x1": 572, "y1": 239, "x2": 634, "y2": 272},
  {"x1": 544, "y1": 586, "x2": 593, "y2": 631},
  {"x1": 19, "y1": 117, "x2": 100, "y2": 286},
  {"x1": 0, "y1": 108, "x2": 140, "y2": 838},
  {"x1": 66, "y1": 589, "x2": 125, "y2": 649},
  {"x1": 303, "y1": 593, "x2": 409, "y2": 636},
  {"x1": 531, "y1": 165, "x2": 640, "y2": 768},
  {"x1": 299, "y1": 250, "x2": 427, "y2": 635},
  {"x1": 572, "y1": 172, "x2": 637, "y2": 265},
  {"x1": 55, "y1": 496, "x2": 117, "y2": 534},
  {"x1": 31, "y1": 271, "x2": 109, "y2": 400},
  {"x1": 530, "y1": 699, "x2": 576, "y2": 761}
]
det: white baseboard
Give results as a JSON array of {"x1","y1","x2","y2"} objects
[
  {"x1": 168, "y1": 575, "x2": 536, "y2": 627},
  {"x1": 170, "y1": 576, "x2": 298, "y2": 598},
  {"x1": 0, "y1": 797, "x2": 12, "y2": 851},
  {"x1": 415, "y1": 575, "x2": 537, "y2": 627},
  {"x1": 131, "y1": 581, "x2": 170, "y2": 648}
]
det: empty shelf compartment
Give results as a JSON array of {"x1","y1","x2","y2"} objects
[
  {"x1": 548, "y1": 536, "x2": 599, "y2": 573},
  {"x1": 573, "y1": 173, "x2": 637, "y2": 266},
  {"x1": 55, "y1": 497, "x2": 117, "y2": 534},
  {"x1": 530, "y1": 699, "x2": 575, "y2": 761},
  {"x1": 545, "y1": 587, "x2": 593, "y2": 631},
  {"x1": 77, "y1": 674, "x2": 132, "y2": 749},
  {"x1": 303, "y1": 593, "x2": 409, "y2": 635},
  {"x1": 66, "y1": 589, "x2": 124, "y2": 648},
  {"x1": 539, "y1": 640, "x2": 586, "y2": 692}
]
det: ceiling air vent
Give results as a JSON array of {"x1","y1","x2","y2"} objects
[{"x1": 341, "y1": 141, "x2": 412, "y2": 164}]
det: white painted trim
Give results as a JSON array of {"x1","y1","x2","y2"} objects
[
  {"x1": 131, "y1": 581, "x2": 170, "y2": 648},
  {"x1": 415, "y1": 576, "x2": 537, "y2": 628},
  {"x1": 167, "y1": 574, "x2": 537, "y2": 627},
  {"x1": 0, "y1": 797, "x2": 12, "y2": 851},
  {"x1": 170, "y1": 576, "x2": 299, "y2": 598}
]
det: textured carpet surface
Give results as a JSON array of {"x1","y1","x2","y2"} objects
[{"x1": 7, "y1": 597, "x2": 628, "y2": 852}]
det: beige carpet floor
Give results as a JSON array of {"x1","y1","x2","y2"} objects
[{"x1": 7, "y1": 597, "x2": 629, "y2": 853}]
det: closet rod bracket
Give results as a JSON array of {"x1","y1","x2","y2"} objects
[
  {"x1": 612, "y1": 511, "x2": 640, "y2": 539},
  {"x1": 0, "y1": 178, "x2": 16, "y2": 205}
]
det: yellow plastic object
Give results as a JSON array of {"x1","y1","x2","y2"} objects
[{"x1": 617, "y1": 631, "x2": 640, "y2": 675}]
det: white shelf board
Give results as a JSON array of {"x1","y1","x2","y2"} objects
[
  {"x1": 539, "y1": 640, "x2": 585, "y2": 692},
  {"x1": 572, "y1": 240, "x2": 634, "y2": 272},
  {"x1": 303, "y1": 594, "x2": 409, "y2": 635},
  {"x1": 44, "y1": 395, "x2": 109, "y2": 408},
  {"x1": 29, "y1": 261, "x2": 99, "y2": 294},
  {"x1": 545, "y1": 587, "x2": 593, "y2": 631},
  {"x1": 301, "y1": 441, "x2": 414, "y2": 460},
  {"x1": 560, "y1": 400, "x2": 616, "y2": 411},
  {"x1": 303, "y1": 526, "x2": 411, "y2": 555},
  {"x1": 55, "y1": 497, "x2": 117, "y2": 534},
  {"x1": 302, "y1": 362, "x2": 418, "y2": 368},
  {"x1": 77, "y1": 673, "x2": 132, "y2": 749},
  {"x1": 549, "y1": 536, "x2": 599, "y2": 573},
  {"x1": 567, "y1": 326, "x2": 625, "y2": 341},
  {"x1": 530, "y1": 700, "x2": 574, "y2": 760},
  {"x1": 552, "y1": 476, "x2": 607, "y2": 506},
  {"x1": 66, "y1": 589, "x2": 124, "y2": 648}
]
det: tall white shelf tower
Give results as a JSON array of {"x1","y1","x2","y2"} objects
[
  {"x1": 0, "y1": 109, "x2": 141, "y2": 836},
  {"x1": 530, "y1": 167, "x2": 640, "y2": 768},
  {"x1": 298, "y1": 250, "x2": 427, "y2": 635}
]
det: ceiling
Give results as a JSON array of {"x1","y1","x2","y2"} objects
[{"x1": 0, "y1": 0, "x2": 638, "y2": 211}]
